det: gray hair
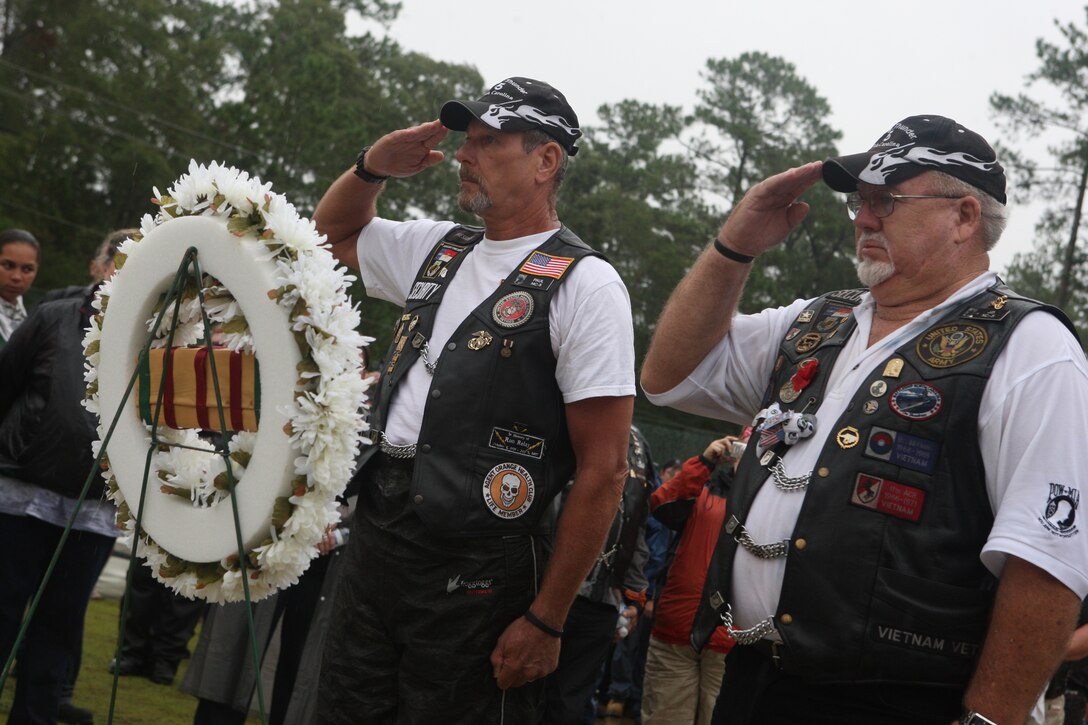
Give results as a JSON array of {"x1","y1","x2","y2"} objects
[
  {"x1": 926, "y1": 171, "x2": 1008, "y2": 250},
  {"x1": 522, "y1": 130, "x2": 569, "y2": 200}
]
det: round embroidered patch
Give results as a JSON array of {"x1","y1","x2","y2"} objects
[
  {"x1": 483, "y1": 463, "x2": 535, "y2": 519},
  {"x1": 889, "y1": 382, "x2": 943, "y2": 421},
  {"x1": 916, "y1": 324, "x2": 988, "y2": 369},
  {"x1": 795, "y1": 332, "x2": 822, "y2": 353},
  {"x1": 492, "y1": 291, "x2": 534, "y2": 328}
]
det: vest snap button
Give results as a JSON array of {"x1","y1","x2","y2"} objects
[
  {"x1": 780, "y1": 613, "x2": 793, "y2": 625},
  {"x1": 413, "y1": 494, "x2": 423, "y2": 505},
  {"x1": 420, "y1": 443, "x2": 431, "y2": 453},
  {"x1": 794, "y1": 538, "x2": 807, "y2": 550},
  {"x1": 446, "y1": 342, "x2": 456, "y2": 351},
  {"x1": 431, "y1": 389, "x2": 441, "y2": 399},
  {"x1": 817, "y1": 467, "x2": 829, "y2": 478}
]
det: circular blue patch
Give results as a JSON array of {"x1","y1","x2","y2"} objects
[{"x1": 889, "y1": 382, "x2": 943, "y2": 421}]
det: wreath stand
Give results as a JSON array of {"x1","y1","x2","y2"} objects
[{"x1": 1, "y1": 248, "x2": 272, "y2": 723}]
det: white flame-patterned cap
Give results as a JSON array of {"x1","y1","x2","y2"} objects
[
  {"x1": 440, "y1": 77, "x2": 581, "y2": 156},
  {"x1": 823, "y1": 115, "x2": 1006, "y2": 204}
]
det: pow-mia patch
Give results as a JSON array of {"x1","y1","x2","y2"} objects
[
  {"x1": 889, "y1": 382, "x2": 943, "y2": 422},
  {"x1": 850, "y1": 473, "x2": 926, "y2": 522},
  {"x1": 483, "y1": 463, "x2": 535, "y2": 519},
  {"x1": 489, "y1": 426, "x2": 546, "y2": 459},
  {"x1": 1040, "y1": 483, "x2": 1080, "y2": 538},
  {"x1": 864, "y1": 426, "x2": 939, "y2": 474},
  {"x1": 424, "y1": 244, "x2": 467, "y2": 279},
  {"x1": 916, "y1": 324, "x2": 988, "y2": 369},
  {"x1": 492, "y1": 291, "x2": 534, "y2": 328}
]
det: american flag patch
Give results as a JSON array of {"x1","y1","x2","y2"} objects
[{"x1": 519, "y1": 252, "x2": 574, "y2": 279}]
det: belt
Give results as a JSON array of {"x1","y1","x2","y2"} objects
[{"x1": 750, "y1": 638, "x2": 800, "y2": 674}]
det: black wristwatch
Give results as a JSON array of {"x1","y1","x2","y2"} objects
[
  {"x1": 961, "y1": 710, "x2": 998, "y2": 725},
  {"x1": 353, "y1": 146, "x2": 389, "y2": 184}
]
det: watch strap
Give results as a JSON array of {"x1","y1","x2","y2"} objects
[{"x1": 353, "y1": 146, "x2": 389, "y2": 184}]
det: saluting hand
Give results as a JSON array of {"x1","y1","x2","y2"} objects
[
  {"x1": 718, "y1": 161, "x2": 824, "y2": 258},
  {"x1": 363, "y1": 119, "x2": 449, "y2": 179}
]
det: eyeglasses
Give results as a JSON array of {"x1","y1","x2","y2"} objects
[{"x1": 846, "y1": 190, "x2": 963, "y2": 220}]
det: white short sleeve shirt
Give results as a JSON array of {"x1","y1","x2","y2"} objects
[
  {"x1": 358, "y1": 218, "x2": 636, "y2": 446},
  {"x1": 645, "y1": 271, "x2": 1088, "y2": 629}
]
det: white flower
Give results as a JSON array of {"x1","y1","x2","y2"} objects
[{"x1": 86, "y1": 159, "x2": 367, "y2": 602}]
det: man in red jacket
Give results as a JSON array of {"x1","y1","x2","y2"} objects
[{"x1": 642, "y1": 430, "x2": 748, "y2": 725}]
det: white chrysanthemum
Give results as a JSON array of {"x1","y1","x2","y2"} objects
[{"x1": 84, "y1": 159, "x2": 368, "y2": 602}]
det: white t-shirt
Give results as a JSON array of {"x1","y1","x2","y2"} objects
[
  {"x1": 358, "y1": 218, "x2": 636, "y2": 446},
  {"x1": 646, "y1": 271, "x2": 1088, "y2": 630}
]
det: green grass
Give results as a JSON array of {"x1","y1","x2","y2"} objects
[{"x1": 1, "y1": 598, "x2": 262, "y2": 725}]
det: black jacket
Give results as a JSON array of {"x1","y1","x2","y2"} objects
[{"x1": 0, "y1": 288, "x2": 101, "y2": 498}]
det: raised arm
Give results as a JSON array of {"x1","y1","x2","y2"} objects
[
  {"x1": 960, "y1": 556, "x2": 1080, "y2": 723},
  {"x1": 641, "y1": 161, "x2": 823, "y2": 394},
  {"x1": 489, "y1": 394, "x2": 634, "y2": 689},
  {"x1": 313, "y1": 119, "x2": 449, "y2": 270}
]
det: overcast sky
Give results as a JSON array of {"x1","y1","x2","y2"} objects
[{"x1": 358, "y1": 0, "x2": 1085, "y2": 274}]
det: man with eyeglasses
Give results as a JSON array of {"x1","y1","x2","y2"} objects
[{"x1": 642, "y1": 115, "x2": 1088, "y2": 725}]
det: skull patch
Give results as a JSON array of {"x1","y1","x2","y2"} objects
[{"x1": 483, "y1": 463, "x2": 534, "y2": 519}]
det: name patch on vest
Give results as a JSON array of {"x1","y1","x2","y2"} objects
[
  {"x1": 407, "y1": 280, "x2": 442, "y2": 301},
  {"x1": 916, "y1": 324, "x2": 988, "y2": 369},
  {"x1": 489, "y1": 426, "x2": 546, "y2": 459},
  {"x1": 483, "y1": 463, "x2": 535, "y2": 519},
  {"x1": 864, "y1": 426, "x2": 940, "y2": 474},
  {"x1": 512, "y1": 272, "x2": 555, "y2": 291},
  {"x1": 870, "y1": 624, "x2": 980, "y2": 658},
  {"x1": 850, "y1": 473, "x2": 926, "y2": 522},
  {"x1": 1040, "y1": 482, "x2": 1081, "y2": 538}
]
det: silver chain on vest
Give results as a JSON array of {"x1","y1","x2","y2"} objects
[
  {"x1": 417, "y1": 339, "x2": 438, "y2": 376},
  {"x1": 719, "y1": 604, "x2": 778, "y2": 646},
  {"x1": 734, "y1": 525, "x2": 789, "y2": 559},
  {"x1": 378, "y1": 431, "x2": 416, "y2": 459},
  {"x1": 767, "y1": 456, "x2": 811, "y2": 492}
]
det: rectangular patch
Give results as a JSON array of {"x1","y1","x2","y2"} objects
[
  {"x1": 850, "y1": 473, "x2": 926, "y2": 522},
  {"x1": 863, "y1": 427, "x2": 940, "y2": 475},
  {"x1": 512, "y1": 272, "x2": 555, "y2": 291},
  {"x1": 962, "y1": 306, "x2": 1010, "y2": 321},
  {"x1": 407, "y1": 280, "x2": 442, "y2": 301},
  {"x1": 519, "y1": 252, "x2": 574, "y2": 279},
  {"x1": 489, "y1": 427, "x2": 546, "y2": 459},
  {"x1": 423, "y1": 244, "x2": 467, "y2": 279}
]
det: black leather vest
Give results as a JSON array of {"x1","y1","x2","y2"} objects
[
  {"x1": 368, "y1": 225, "x2": 601, "y2": 536},
  {"x1": 692, "y1": 282, "x2": 1076, "y2": 686}
]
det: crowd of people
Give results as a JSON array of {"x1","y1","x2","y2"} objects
[{"x1": 3, "y1": 74, "x2": 1088, "y2": 725}]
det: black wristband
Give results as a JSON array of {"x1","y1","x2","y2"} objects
[
  {"x1": 353, "y1": 146, "x2": 389, "y2": 184},
  {"x1": 713, "y1": 238, "x2": 755, "y2": 264},
  {"x1": 524, "y1": 610, "x2": 564, "y2": 638}
]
